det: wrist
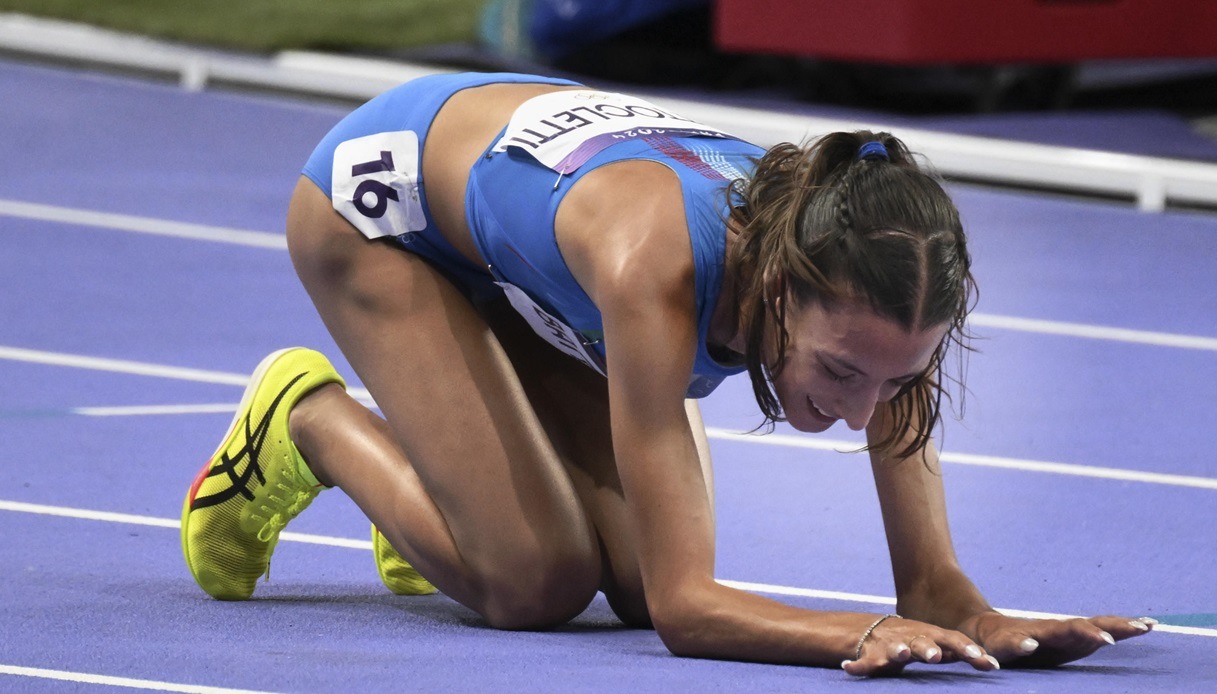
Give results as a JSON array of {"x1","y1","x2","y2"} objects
[
  {"x1": 848, "y1": 613, "x2": 901, "y2": 662},
  {"x1": 953, "y1": 608, "x2": 1006, "y2": 642},
  {"x1": 895, "y1": 565, "x2": 991, "y2": 630}
]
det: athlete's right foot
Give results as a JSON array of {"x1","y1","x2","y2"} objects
[
  {"x1": 181, "y1": 348, "x2": 345, "y2": 600},
  {"x1": 373, "y1": 524, "x2": 438, "y2": 595}
]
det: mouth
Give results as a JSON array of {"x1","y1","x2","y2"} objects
[{"x1": 806, "y1": 395, "x2": 838, "y2": 425}]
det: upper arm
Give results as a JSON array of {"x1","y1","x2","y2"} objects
[
  {"x1": 558, "y1": 162, "x2": 720, "y2": 612},
  {"x1": 600, "y1": 249, "x2": 720, "y2": 623}
]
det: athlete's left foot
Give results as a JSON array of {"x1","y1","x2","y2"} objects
[{"x1": 181, "y1": 348, "x2": 345, "y2": 600}]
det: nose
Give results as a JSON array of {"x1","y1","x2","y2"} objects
[{"x1": 841, "y1": 391, "x2": 880, "y2": 431}]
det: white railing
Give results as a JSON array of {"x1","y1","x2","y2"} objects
[{"x1": 3, "y1": 13, "x2": 1215, "y2": 213}]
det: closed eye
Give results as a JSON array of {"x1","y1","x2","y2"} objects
[{"x1": 821, "y1": 363, "x2": 852, "y2": 383}]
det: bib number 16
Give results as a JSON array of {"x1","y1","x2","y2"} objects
[{"x1": 331, "y1": 130, "x2": 427, "y2": 239}]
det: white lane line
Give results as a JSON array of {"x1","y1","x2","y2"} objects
[
  {"x1": 4, "y1": 198, "x2": 1216, "y2": 353},
  {"x1": 4, "y1": 368, "x2": 1212, "y2": 489},
  {"x1": 704, "y1": 428, "x2": 1217, "y2": 491},
  {"x1": 0, "y1": 346, "x2": 249, "y2": 386},
  {"x1": 0, "y1": 500, "x2": 372, "y2": 550},
  {"x1": 0, "y1": 341, "x2": 1210, "y2": 488},
  {"x1": 939, "y1": 449, "x2": 1217, "y2": 489},
  {"x1": 3, "y1": 346, "x2": 1213, "y2": 489},
  {"x1": 29, "y1": 402, "x2": 1217, "y2": 491},
  {"x1": 0, "y1": 198, "x2": 286, "y2": 249},
  {"x1": 0, "y1": 664, "x2": 274, "y2": 693},
  {"x1": 715, "y1": 580, "x2": 1216, "y2": 637},
  {"x1": 0, "y1": 346, "x2": 374, "y2": 403},
  {"x1": 968, "y1": 313, "x2": 1217, "y2": 352},
  {"x1": 1, "y1": 499, "x2": 1210, "y2": 638},
  {"x1": 76, "y1": 404, "x2": 240, "y2": 416}
]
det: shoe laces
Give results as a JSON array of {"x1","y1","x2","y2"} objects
[
  {"x1": 253, "y1": 484, "x2": 313, "y2": 542},
  {"x1": 249, "y1": 470, "x2": 316, "y2": 581}
]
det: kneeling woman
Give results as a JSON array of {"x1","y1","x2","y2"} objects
[{"x1": 181, "y1": 72, "x2": 1151, "y2": 676}]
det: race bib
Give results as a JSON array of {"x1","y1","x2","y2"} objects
[
  {"x1": 496, "y1": 282, "x2": 606, "y2": 376},
  {"x1": 331, "y1": 130, "x2": 426, "y2": 239},
  {"x1": 492, "y1": 90, "x2": 734, "y2": 174}
]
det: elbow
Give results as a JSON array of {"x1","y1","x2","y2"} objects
[{"x1": 648, "y1": 585, "x2": 720, "y2": 658}]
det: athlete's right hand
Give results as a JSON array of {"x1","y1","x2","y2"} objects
[{"x1": 840, "y1": 617, "x2": 1000, "y2": 677}]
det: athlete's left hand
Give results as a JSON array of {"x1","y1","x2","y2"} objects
[{"x1": 957, "y1": 610, "x2": 1155, "y2": 667}]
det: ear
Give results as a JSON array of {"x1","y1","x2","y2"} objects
[{"x1": 763, "y1": 271, "x2": 787, "y2": 312}]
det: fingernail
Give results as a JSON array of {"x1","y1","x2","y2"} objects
[
  {"x1": 985, "y1": 655, "x2": 1001, "y2": 670},
  {"x1": 965, "y1": 645, "x2": 983, "y2": 659},
  {"x1": 1019, "y1": 638, "x2": 1039, "y2": 654},
  {"x1": 1129, "y1": 620, "x2": 1149, "y2": 631},
  {"x1": 1140, "y1": 617, "x2": 1159, "y2": 626},
  {"x1": 1100, "y1": 631, "x2": 1116, "y2": 646}
]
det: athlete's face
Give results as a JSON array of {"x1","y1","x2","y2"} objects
[{"x1": 769, "y1": 298, "x2": 947, "y2": 433}]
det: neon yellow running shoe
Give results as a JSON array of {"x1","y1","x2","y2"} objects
[
  {"x1": 372, "y1": 524, "x2": 437, "y2": 595},
  {"x1": 181, "y1": 347, "x2": 345, "y2": 600}
]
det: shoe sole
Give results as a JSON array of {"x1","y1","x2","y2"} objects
[{"x1": 180, "y1": 347, "x2": 299, "y2": 596}]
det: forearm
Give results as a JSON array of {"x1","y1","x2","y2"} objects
[
  {"x1": 866, "y1": 416, "x2": 995, "y2": 634},
  {"x1": 611, "y1": 425, "x2": 878, "y2": 666},
  {"x1": 652, "y1": 579, "x2": 880, "y2": 666}
]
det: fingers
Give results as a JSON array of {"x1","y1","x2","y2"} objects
[
  {"x1": 1006, "y1": 617, "x2": 1106, "y2": 664},
  {"x1": 839, "y1": 643, "x2": 904, "y2": 677},
  {"x1": 982, "y1": 630, "x2": 1042, "y2": 662},
  {"x1": 844, "y1": 613, "x2": 1158, "y2": 676},
  {"x1": 908, "y1": 634, "x2": 942, "y2": 664},
  {"x1": 986, "y1": 615, "x2": 1155, "y2": 668},
  {"x1": 840, "y1": 640, "x2": 917, "y2": 677},
  {"x1": 1088, "y1": 615, "x2": 1156, "y2": 641},
  {"x1": 934, "y1": 632, "x2": 1001, "y2": 671},
  {"x1": 842, "y1": 628, "x2": 998, "y2": 677}
]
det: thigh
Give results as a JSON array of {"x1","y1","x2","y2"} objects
[{"x1": 287, "y1": 178, "x2": 599, "y2": 582}]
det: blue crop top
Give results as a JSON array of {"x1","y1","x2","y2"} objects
[{"x1": 465, "y1": 89, "x2": 764, "y2": 398}]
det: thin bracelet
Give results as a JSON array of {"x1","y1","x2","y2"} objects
[{"x1": 854, "y1": 614, "x2": 901, "y2": 661}]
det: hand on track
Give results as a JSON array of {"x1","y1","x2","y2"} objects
[
  {"x1": 841, "y1": 616, "x2": 999, "y2": 677},
  {"x1": 958, "y1": 611, "x2": 1155, "y2": 668}
]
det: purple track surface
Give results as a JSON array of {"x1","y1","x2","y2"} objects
[{"x1": 1, "y1": 58, "x2": 1215, "y2": 692}]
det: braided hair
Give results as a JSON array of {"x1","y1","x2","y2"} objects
[{"x1": 724, "y1": 131, "x2": 976, "y2": 458}]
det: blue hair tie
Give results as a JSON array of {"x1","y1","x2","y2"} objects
[{"x1": 857, "y1": 141, "x2": 889, "y2": 162}]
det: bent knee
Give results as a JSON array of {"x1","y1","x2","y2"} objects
[{"x1": 477, "y1": 554, "x2": 600, "y2": 630}]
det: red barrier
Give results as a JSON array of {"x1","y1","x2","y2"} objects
[{"x1": 714, "y1": 0, "x2": 1217, "y2": 64}]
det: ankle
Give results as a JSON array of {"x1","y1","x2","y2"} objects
[{"x1": 288, "y1": 383, "x2": 344, "y2": 487}]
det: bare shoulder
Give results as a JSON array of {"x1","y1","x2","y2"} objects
[{"x1": 556, "y1": 160, "x2": 695, "y2": 315}]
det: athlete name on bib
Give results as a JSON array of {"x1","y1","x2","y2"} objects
[
  {"x1": 492, "y1": 90, "x2": 734, "y2": 174},
  {"x1": 496, "y1": 281, "x2": 607, "y2": 376},
  {"x1": 331, "y1": 130, "x2": 427, "y2": 239}
]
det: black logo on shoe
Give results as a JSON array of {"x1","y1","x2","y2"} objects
[{"x1": 190, "y1": 372, "x2": 307, "y2": 511}]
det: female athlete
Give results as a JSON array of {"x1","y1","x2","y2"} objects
[{"x1": 180, "y1": 72, "x2": 1153, "y2": 676}]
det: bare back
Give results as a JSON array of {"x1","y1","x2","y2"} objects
[
  {"x1": 421, "y1": 82, "x2": 582, "y2": 270},
  {"x1": 420, "y1": 81, "x2": 697, "y2": 320}
]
